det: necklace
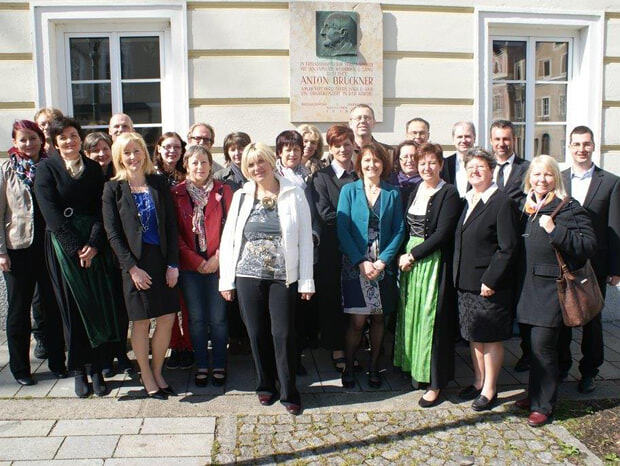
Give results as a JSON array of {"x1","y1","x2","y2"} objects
[
  {"x1": 133, "y1": 191, "x2": 153, "y2": 232},
  {"x1": 364, "y1": 183, "x2": 380, "y2": 195}
]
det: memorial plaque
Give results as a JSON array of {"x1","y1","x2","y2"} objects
[{"x1": 290, "y1": 2, "x2": 383, "y2": 122}]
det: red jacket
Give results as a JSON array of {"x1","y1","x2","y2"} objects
[{"x1": 171, "y1": 180, "x2": 233, "y2": 271}]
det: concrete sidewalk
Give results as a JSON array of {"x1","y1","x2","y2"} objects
[{"x1": 0, "y1": 322, "x2": 618, "y2": 464}]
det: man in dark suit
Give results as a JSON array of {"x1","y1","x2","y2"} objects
[
  {"x1": 490, "y1": 120, "x2": 529, "y2": 204},
  {"x1": 441, "y1": 121, "x2": 476, "y2": 197},
  {"x1": 348, "y1": 104, "x2": 393, "y2": 159},
  {"x1": 557, "y1": 125, "x2": 620, "y2": 393}
]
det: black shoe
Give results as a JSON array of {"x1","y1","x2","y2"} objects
[
  {"x1": 558, "y1": 371, "x2": 569, "y2": 382},
  {"x1": 34, "y1": 339, "x2": 48, "y2": 360},
  {"x1": 16, "y1": 376, "x2": 36, "y2": 386},
  {"x1": 514, "y1": 356, "x2": 530, "y2": 372},
  {"x1": 147, "y1": 389, "x2": 168, "y2": 400},
  {"x1": 368, "y1": 370, "x2": 382, "y2": 389},
  {"x1": 211, "y1": 369, "x2": 226, "y2": 387},
  {"x1": 418, "y1": 391, "x2": 441, "y2": 408},
  {"x1": 74, "y1": 374, "x2": 91, "y2": 398},
  {"x1": 179, "y1": 350, "x2": 194, "y2": 370},
  {"x1": 472, "y1": 393, "x2": 498, "y2": 411},
  {"x1": 166, "y1": 350, "x2": 181, "y2": 370},
  {"x1": 51, "y1": 369, "x2": 68, "y2": 379},
  {"x1": 341, "y1": 369, "x2": 355, "y2": 389},
  {"x1": 159, "y1": 385, "x2": 177, "y2": 396},
  {"x1": 101, "y1": 367, "x2": 116, "y2": 378},
  {"x1": 578, "y1": 376, "x2": 595, "y2": 394},
  {"x1": 458, "y1": 385, "x2": 482, "y2": 400},
  {"x1": 195, "y1": 371, "x2": 209, "y2": 387},
  {"x1": 91, "y1": 372, "x2": 108, "y2": 397}
]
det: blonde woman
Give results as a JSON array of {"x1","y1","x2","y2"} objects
[
  {"x1": 297, "y1": 124, "x2": 326, "y2": 172},
  {"x1": 102, "y1": 132, "x2": 180, "y2": 399},
  {"x1": 515, "y1": 155, "x2": 596, "y2": 427},
  {"x1": 219, "y1": 143, "x2": 314, "y2": 415}
]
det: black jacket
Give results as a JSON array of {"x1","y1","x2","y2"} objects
[
  {"x1": 440, "y1": 153, "x2": 457, "y2": 186},
  {"x1": 311, "y1": 165, "x2": 357, "y2": 228},
  {"x1": 102, "y1": 174, "x2": 179, "y2": 272},
  {"x1": 517, "y1": 196, "x2": 597, "y2": 327},
  {"x1": 498, "y1": 155, "x2": 529, "y2": 204},
  {"x1": 453, "y1": 189, "x2": 519, "y2": 292},
  {"x1": 34, "y1": 154, "x2": 106, "y2": 258},
  {"x1": 562, "y1": 166, "x2": 620, "y2": 284}
]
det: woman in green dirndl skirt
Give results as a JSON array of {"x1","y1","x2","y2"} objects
[
  {"x1": 34, "y1": 117, "x2": 121, "y2": 398},
  {"x1": 393, "y1": 143, "x2": 462, "y2": 407}
]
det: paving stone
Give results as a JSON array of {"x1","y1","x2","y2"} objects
[
  {"x1": 114, "y1": 434, "x2": 212, "y2": 457},
  {"x1": 51, "y1": 419, "x2": 142, "y2": 436},
  {"x1": 0, "y1": 436, "x2": 64, "y2": 461},
  {"x1": 140, "y1": 416, "x2": 215, "y2": 434},
  {"x1": 14, "y1": 461, "x2": 103, "y2": 465},
  {"x1": 56, "y1": 435, "x2": 119, "y2": 459},
  {"x1": 0, "y1": 419, "x2": 55, "y2": 437}
]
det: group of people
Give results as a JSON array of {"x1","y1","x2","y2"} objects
[{"x1": 2, "y1": 104, "x2": 618, "y2": 424}]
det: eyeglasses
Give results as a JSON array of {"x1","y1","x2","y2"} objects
[
  {"x1": 399, "y1": 154, "x2": 416, "y2": 161},
  {"x1": 466, "y1": 164, "x2": 489, "y2": 172},
  {"x1": 351, "y1": 115, "x2": 373, "y2": 122},
  {"x1": 189, "y1": 136, "x2": 214, "y2": 144},
  {"x1": 569, "y1": 142, "x2": 594, "y2": 149}
]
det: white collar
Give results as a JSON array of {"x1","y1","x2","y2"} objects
[
  {"x1": 497, "y1": 153, "x2": 515, "y2": 167},
  {"x1": 466, "y1": 182, "x2": 498, "y2": 204},
  {"x1": 331, "y1": 159, "x2": 353, "y2": 179},
  {"x1": 571, "y1": 164, "x2": 595, "y2": 180}
]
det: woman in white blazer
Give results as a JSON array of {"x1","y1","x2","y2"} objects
[{"x1": 219, "y1": 142, "x2": 314, "y2": 415}]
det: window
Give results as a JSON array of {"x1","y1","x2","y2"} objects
[
  {"x1": 477, "y1": 10, "x2": 604, "y2": 165},
  {"x1": 67, "y1": 34, "x2": 163, "y2": 147},
  {"x1": 32, "y1": 2, "x2": 189, "y2": 149},
  {"x1": 490, "y1": 38, "x2": 570, "y2": 161}
]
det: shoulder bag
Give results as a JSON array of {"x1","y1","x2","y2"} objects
[{"x1": 549, "y1": 197, "x2": 604, "y2": 327}]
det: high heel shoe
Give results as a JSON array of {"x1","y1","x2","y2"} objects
[
  {"x1": 159, "y1": 385, "x2": 176, "y2": 396},
  {"x1": 147, "y1": 389, "x2": 168, "y2": 400},
  {"x1": 341, "y1": 369, "x2": 355, "y2": 389}
]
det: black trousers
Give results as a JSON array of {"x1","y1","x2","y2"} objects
[
  {"x1": 522, "y1": 324, "x2": 560, "y2": 415},
  {"x1": 4, "y1": 244, "x2": 65, "y2": 378},
  {"x1": 236, "y1": 277, "x2": 300, "y2": 405},
  {"x1": 31, "y1": 285, "x2": 45, "y2": 341},
  {"x1": 317, "y1": 249, "x2": 346, "y2": 352}
]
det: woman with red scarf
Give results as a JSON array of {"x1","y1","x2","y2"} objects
[{"x1": 0, "y1": 120, "x2": 66, "y2": 386}]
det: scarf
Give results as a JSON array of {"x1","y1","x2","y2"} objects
[
  {"x1": 396, "y1": 170, "x2": 422, "y2": 188},
  {"x1": 64, "y1": 155, "x2": 84, "y2": 179},
  {"x1": 8, "y1": 147, "x2": 46, "y2": 190},
  {"x1": 229, "y1": 163, "x2": 246, "y2": 187},
  {"x1": 524, "y1": 191, "x2": 556, "y2": 217},
  {"x1": 186, "y1": 179, "x2": 213, "y2": 252},
  {"x1": 275, "y1": 159, "x2": 310, "y2": 189}
]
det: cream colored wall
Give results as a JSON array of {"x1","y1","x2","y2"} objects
[{"x1": 0, "y1": 0, "x2": 619, "y2": 176}]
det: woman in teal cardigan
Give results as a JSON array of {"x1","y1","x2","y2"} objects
[{"x1": 337, "y1": 143, "x2": 405, "y2": 389}]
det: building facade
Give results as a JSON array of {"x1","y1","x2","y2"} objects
[{"x1": 0, "y1": 0, "x2": 619, "y2": 174}]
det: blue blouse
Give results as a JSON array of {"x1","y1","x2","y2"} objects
[{"x1": 132, "y1": 191, "x2": 160, "y2": 245}]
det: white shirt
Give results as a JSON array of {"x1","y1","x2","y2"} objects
[
  {"x1": 493, "y1": 153, "x2": 515, "y2": 186},
  {"x1": 464, "y1": 183, "x2": 498, "y2": 222},
  {"x1": 331, "y1": 159, "x2": 354, "y2": 179},
  {"x1": 409, "y1": 180, "x2": 446, "y2": 215},
  {"x1": 570, "y1": 164, "x2": 595, "y2": 205},
  {"x1": 454, "y1": 153, "x2": 468, "y2": 197}
]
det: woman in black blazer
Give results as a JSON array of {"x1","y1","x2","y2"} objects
[
  {"x1": 515, "y1": 155, "x2": 596, "y2": 427},
  {"x1": 102, "y1": 132, "x2": 180, "y2": 400},
  {"x1": 453, "y1": 147, "x2": 519, "y2": 411},
  {"x1": 310, "y1": 125, "x2": 358, "y2": 371}
]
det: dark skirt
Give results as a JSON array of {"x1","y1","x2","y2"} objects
[
  {"x1": 457, "y1": 289, "x2": 513, "y2": 343},
  {"x1": 122, "y1": 243, "x2": 180, "y2": 321}
]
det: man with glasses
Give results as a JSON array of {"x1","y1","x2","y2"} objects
[
  {"x1": 441, "y1": 121, "x2": 476, "y2": 197},
  {"x1": 405, "y1": 117, "x2": 430, "y2": 146},
  {"x1": 556, "y1": 125, "x2": 620, "y2": 393},
  {"x1": 108, "y1": 113, "x2": 134, "y2": 141},
  {"x1": 348, "y1": 104, "x2": 393, "y2": 159},
  {"x1": 187, "y1": 122, "x2": 223, "y2": 171}
]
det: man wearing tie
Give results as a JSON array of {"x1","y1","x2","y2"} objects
[
  {"x1": 556, "y1": 126, "x2": 620, "y2": 393},
  {"x1": 490, "y1": 120, "x2": 529, "y2": 204},
  {"x1": 441, "y1": 121, "x2": 476, "y2": 197}
]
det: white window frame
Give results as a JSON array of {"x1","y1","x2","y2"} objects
[
  {"x1": 31, "y1": 0, "x2": 189, "y2": 135},
  {"x1": 65, "y1": 31, "x2": 165, "y2": 132},
  {"x1": 475, "y1": 8, "x2": 605, "y2": 165},
  {"x1": 541, "y1": 96, "x2": 551, "y2": 119}
]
